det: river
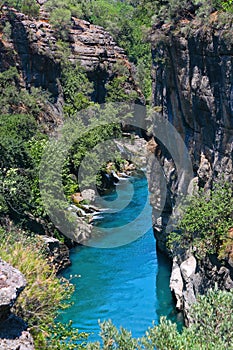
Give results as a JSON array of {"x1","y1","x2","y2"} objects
[{"x1": 58, "y1": 175, "x2": 181, "y2": 341}]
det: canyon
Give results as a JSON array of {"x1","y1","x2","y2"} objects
[{"x1": 0, "y1": 3, "x2": 232, "y2": 347}]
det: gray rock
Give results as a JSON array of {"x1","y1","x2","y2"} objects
[
  {"x1": 0, "y1": 259, "x2": 26, "y2": 321},
  {"x1": 180, "y1": 256, "x2": 197, "y2": 283},
  {"x1": 40, "y1": 236, "x2": 71, "y2": 273},
  {"x1": 81, "y1": 189, "x2": 96, "y2": 203},
  {"x1": 170, "y1": 259, "x2": 184, "y2": 310},
  {"x1": 36, "y1": 0, "x2": 48, "y2": 4},
  {"x1": 148, "y1": 20, "x2": 233, "y2": 323},
  {"x1": 0, "y1": 259, "x2": 34, "y2": 349},
  {"x1": 0, "y1": 314, "x2": 34, "y2": 350}
]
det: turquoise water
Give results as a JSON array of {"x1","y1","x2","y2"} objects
[{"x1": 59, "y1": 176, "x2": 180, "y2": 341}]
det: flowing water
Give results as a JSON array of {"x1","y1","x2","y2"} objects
[{"x1": 59, "y1": 176, "x2": 181, "y2": 341}]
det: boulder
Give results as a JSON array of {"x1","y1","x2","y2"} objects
[
  {"x1": 0, "y1": 259, "x2": 34, "y2": 349},
  {"x1": 81, "y1": 189, "x2": 96, "y2": 203},
  {"x1": 170, "y1": 259, "x2": 184, "y2": 310},
  {"x1": 180, "y1": 255, "x2": 197, "y2": 283},
  {"x1": 0, "y1": 259, "x2": 26, "y2": 321}
]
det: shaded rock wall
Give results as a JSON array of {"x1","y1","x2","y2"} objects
[{"x1": 149, "y1": 20, "x2": 233, "y2": 322}]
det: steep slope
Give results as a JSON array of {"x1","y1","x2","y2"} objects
[
  {"x1": 149, "y1": 16, "x2": 233, "y2": 323},
  {"x1": 0, "y1": 6, "x2": 143, "y2": 127}
]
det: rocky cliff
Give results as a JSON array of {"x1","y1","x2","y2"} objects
[
  {"x1": 149, "y1": 17, "x2": 233, "y2": 323},
  {"x1": 0, "y1": 5, "x2": 143, "y2": 127},
  {"x1": 0, "y1": 259, "x2": 34, "y2": 350}
]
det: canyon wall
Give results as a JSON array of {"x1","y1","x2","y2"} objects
[
  {"x1": 149, "y1": 18, "x2": 233, "y2": 323},
  {"x1": 0, "y1": 6, "x2": 143, "y2": 130}
]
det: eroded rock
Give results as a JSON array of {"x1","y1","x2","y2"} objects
[
  {"x1": 0, "y1": 259, "x2": 26, "y2": 322},
  {"x1": 149, "y1": 19, "x2": 233, "y2": 322},
  {"x1": 170, "y1": 259, "x2": 184, "y2": 310},
  {"x1": 40, "y1": 236, "x2": 71, "y2": 273},
  {"x1": 0, "y1": 259, "x2": 34, "y2": 350}
]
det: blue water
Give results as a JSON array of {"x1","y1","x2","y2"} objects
[{"x1": 59, "y1": 176, "x2": 180, "y2": 341}]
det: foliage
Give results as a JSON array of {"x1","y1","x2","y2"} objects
[
  {"x1": 0, "y1": 113, "x2": 37, "y2": 168},
  {"x1": 25, "y1": 136, "x2": 49, "y2": 218},
  {"x1": 61, "y1": 63, "x2": 94, "y2": 116},
  {"x1": 84, "y1": 288, "x2": 233, "y2": 349},
  {"x1": 0, "y1": 113, "x2": 48, "y2": 218},
  {"x1": 167, "y1": 182, "x2": 233, "y2": 259},
  {"x1": 214, "y1": 0, "x2": 233, "y2": 12},
  {"x1": 0, "y1": 67, "x2": 50, "y2": 116},
  {"x1": 2, "y1": 22, "x2": 12, "y2": 41},
  {"x1": 106, "y1": 76, "x2": 137, "y2": 103},
  {"x1": 149, "y1": 0, "x2": 233, "y2": 25},
  {"x1": 1, "y1": 0, "x2": 40, "y2": 17},
  {"x1": 36, "y1": 321, "x2": 89, "y2": 350},
  {"x1": 0, "y1": 227, "x2": 89, "y2": 349},
  {"x1": 50, "y1": 8, "x2": 72, "y2": 40}
]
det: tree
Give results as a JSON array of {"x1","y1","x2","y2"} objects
[{"x1": 50, "y1": 8, "x2": 72, "y2": 40}]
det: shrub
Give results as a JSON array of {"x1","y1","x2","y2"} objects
[
  {"x1": 85, "y1": 288, "x2": 233, "y2": 349},
  {"x1": 61, "y1": 63, "x2": 93, "y2": 116},
  {"x1": 0, "y1": 228, "x2": 88, "y2": 349},
  {"x1": 50, "y1": 8, "x2": 72, "y2": 40},
  {"x1": 167, "y1": 182, "x2": 233, "y2": 259},
  {"x1": 1, "y1": 0, "x2": 40, "y2": 17}
]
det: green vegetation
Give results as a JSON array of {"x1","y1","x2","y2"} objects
[
  {"x1": 168, "y1": 182, "x2": 233, "y2": 259},
  {"x1": 0, "y1": 0, "x2": 40, "y2": 17},
  {"x1": 0, "y1": 113, "x2": 45, "y2": 217},
  {"x1": 61, "y1": 63, "x2": 94, "y2": 116},
  {"x1": 0, "y1": 227, "x2": 88, "y2": 349},
  {"x1": 0, "y1": 67, "x2": 50, "y2": 116},
  {"x1": 0, "y1": 1, "x2": 232, "y2": 349},
  {"x1": 85, "y1": 288, "x2": 233, "y2": 349}
]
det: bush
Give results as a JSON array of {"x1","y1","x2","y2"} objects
[
  {"x1": 1, "y1": 0, "x2": 40, "y2": 17},
  {"x1": 85, "y1": 288, "x2": 233, "y2": 349},
  {"x1": 0, "y1": 113, "x2": 46, "y2": 217},
  {"x1": 167, "y1": 182, "x2": 233, "y2": 259},
  {"x1": 50, "y1": 8, "x2": 72, "y2": 40},
  {"x1": 0, "y1": 67, "x2": 50, "y2": 116},
  {"x1": 61, "y1": 63, "x2": 93, "y2": 116},
  {"x1": 0, "y1": 228, "x2": 88, "y2": 349}
]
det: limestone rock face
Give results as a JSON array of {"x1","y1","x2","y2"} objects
[
  {"x1": 170, "y1": 252, "x2": 233, "y2": 325},
  {"x1": 150, "y1": 22, "x2": 233, "y2": 244},
  {"x1": 149, "y1": 20, "x2": 233, "y2": 322},
  {"x1": 0, "y1": 7, "x2": 143, "y2": 123},
  {"x1": 0, "y1": 259, "x2": 26, "y2": 321},
  {"x1": 0, "y1": 259, "x2": 34, "y2": 350},
  {"x1": 0, "y1": 315, "x2": 34, "y2": 350},
  {"x1": 170, "y1": 258, "x2": 183, "y2": 310}
]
